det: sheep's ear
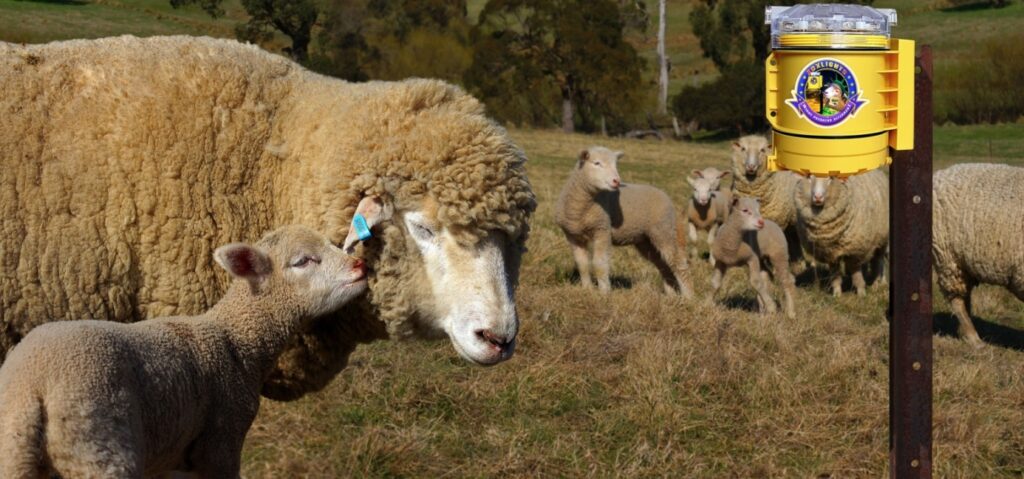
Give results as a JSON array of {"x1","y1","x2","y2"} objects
[
  {"x1": 731, "y1": 141, "x2": 741, "y2": 150},
  {"x1": 343, "y1": 196, "x2": 393, "y2": 253},
  {"x1": 718, "y1": 171, "x2": 731, "y2": 179},
  {"x1": 615, "y1": 151, "x2": 625, "y2": 161},
  {"x1": 731, "y1": 197, "x2": 739, "y2": 207},
  {"x1": 691, "y1": 169, "x2": 704, "y2": 178},
  {"x1": 214, "y1": 243, "x2": 272, "y2": 286}
]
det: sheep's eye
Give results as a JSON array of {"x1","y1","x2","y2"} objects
[
  {"x1": 741, "y1": 147, "x2": 747, "y2": 151},
  {"x1": 291, "y1": 255, "x2": 320, "y2": 268},
  {"x1": 742, "y1": 209, "x2": 749, "y2": 213},
  {"x1": 593, "y1": 161, "x2": 602, "y2": 166}
]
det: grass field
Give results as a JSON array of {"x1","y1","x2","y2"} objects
[
  {"x1": 3, "y1": 1, "x2": 1023, "y2": 476},
  {"x1": 239, "y1": 125, "x2": 1024, "y2": 477}
]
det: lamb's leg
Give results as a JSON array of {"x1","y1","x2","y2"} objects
[
  {"x1": 592, "y1": 233, "x2": 613, "y2": 293},
  {"x1": 829, "y1": 263, "x2": 843, "y2": 297},
  {"x1": 872, "y1": 248, "x2": 889, "y2": 287},
  {"x1": 847, "y1": 258, "x2": 867, "y2": 297},
  {"x1": 710, "y1": 262, "x2": 727, "y2": 305},
  {"x1": 688, "y1": 221, "x2": 698, "y2": 242},
  {"x1": 773, "y1": 258, "x2": 797, "y2": 320},
  {"x1": 570, "y1": 240, "x2": 592, "y2": 289},
  {"x1": 950, "y1": 294, "x2": 982, "y2": 346},
  {"x1": 707, "y1": 225, "x2": 718, "y2": 267},
  {"x1": 748, "y1": 258, "x2": 777, "y2": 314},
  {"x1": 647, "y1": 233, "x2": 694, "y2": 299}
]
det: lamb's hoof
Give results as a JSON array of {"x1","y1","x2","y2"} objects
[
  {"x1": 831, "y1": 289, "x2": 842, "y2": 298},
  {"x1": 965, "y1": 334, "x2": 985, "y2": 349},
  {"x1": 856, "y1": 289, "x2": 866, "y2": 297}
]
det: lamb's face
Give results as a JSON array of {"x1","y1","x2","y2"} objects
[
  {"x1": 732, "y1": 197, "x2": 765, "y2": 231},
  {"x1": 578, "y1": 146, "x2": 622, "y2": 192},
  {"x1": 732, "y1": 136, "x2": 770, "y2": 179},
  {"x1": 400, "y1": 210, "x2": 519, "y2": 366},
  {"x1": 688, "y1": 168, "x2": 729, "y2": 205}
]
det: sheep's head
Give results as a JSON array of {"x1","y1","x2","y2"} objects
[
  {"x1": 345, "y1": 195, "x2": 523, "y2": 366},
  {"x1": 215, "y1": 225, "x2": 368, "y2": 320},
  {"x1": 687, "y1": 167, "x2": 730, "y2": 206},
  {"x1": 800, "y1": 175, "x2": 847, "y2": 208},
  {"x1": 731, "y1": 197, "x2": 765, "y2": 231},
  {"x1": 576, "y1": 146, "x2": 622, "y2": 192},
  {"x1": 732, "y1": 135, "x2": 770, "y2": 180}
]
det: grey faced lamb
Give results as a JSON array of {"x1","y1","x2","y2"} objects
[
  {"x1": 555, "y1": 147, "x2": 693, "y2": 297},
  {"x1": 0, "y1": 225, "x2": 367, "y2": 478},
  {"x1": 686, "y1": 167, "x2": 733, "y2": 264},
  {"x1": 730, "y1": 135, "x2": 805, "y2": 269},
  {"x1": 710, "y1": 197, "x2": 796, "y2": 319},
  {"x1": 933, "y1": 163, "x2": 1024, "y2": 345},
  {"x1": 794, "y1": 170, "x2": 889, "y2": 297}
]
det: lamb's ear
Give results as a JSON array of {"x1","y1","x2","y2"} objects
[
  {"x1": 615, "y1": 151, "x2": 625, "y2": 161},
  {"x1": 214, "y1": 243, "x2": 272, "y2": 287},
  {"x1": 731, "y1": 197, "x2": 739, "y2": 207},
  {"x1": 343, "y1": 196, "x2": 393, "y2": 253},
  {"x1": 691, "y1": 169, "x2": 704, "y2": 178},
  {"x1": 719, "y1": 171, "x2": 731, "y2": 180},
  {"x1": 732, "y1": 141, "x2": 742, "y2": 150}
]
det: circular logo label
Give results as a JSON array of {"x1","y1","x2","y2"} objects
[{"x1": 785, "y1": 58, "x2": 867, "y2": 128}]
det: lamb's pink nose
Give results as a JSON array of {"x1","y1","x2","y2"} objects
[
  {"x1": 756, "y1": 219, "x2": 765, "y2": 229},
  {"x1": 352, "y1": 259, "x2": 365, "y2": 271},
  {"x1": 611, "y1": 178, "x2": 621, "y2": 188}
]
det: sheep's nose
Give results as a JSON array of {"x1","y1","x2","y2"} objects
[
  {"x1": 611, "y1": 178, "x2": 621, "y2": 188},
  {"x1": 352, "y1": 259, "x2": 365, "y2": 271},
  {"x1": 756, "y1": 219, "x2": 765, "y2": 229},
  {"x1": 476, "y1": 329, "x2": 513, "y2": 351}
]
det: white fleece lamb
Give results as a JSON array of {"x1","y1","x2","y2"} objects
[{"x1": 0, "y1": 226, "x2": 367, "y2": 478}]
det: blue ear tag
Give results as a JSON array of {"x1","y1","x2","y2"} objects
[{"x1": 353, "y1": 213, "x2": 372, "y2": 241}]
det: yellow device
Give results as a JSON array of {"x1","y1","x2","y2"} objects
[{"x1": 764, "y1": 4, "x2": 914, "y2": 177}]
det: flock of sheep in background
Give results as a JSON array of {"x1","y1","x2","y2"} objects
[
  {"x1": 553, "y1": 136, "x2": 1024, "y2": 347},
  {"x1": 0, "y1": 33, "x2": 1022, "y2": 477}
]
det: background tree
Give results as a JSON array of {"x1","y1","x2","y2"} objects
[
  {"x1": 656, "y1": 0, "x2": 668, "y2": 115},
  {"x1": 312, "y1": 0, "x2": 471, "y2": 83},
  {"x1": 466, "y1": 0, "x2": 646, "y2": 133},
  {"x1": 676, "y1": 0, "x2": 872, "y2": 134},
  {"x1": 171, "y1": 0, "x2": 318, "y2": 63}
]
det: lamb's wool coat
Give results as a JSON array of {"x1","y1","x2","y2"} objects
[
  {"x1": 0, "y1": 36, "x2": 535, "y2": 399},
  {"x1": 933, "y1": 163, "x2": 1024, "y2": 341}
]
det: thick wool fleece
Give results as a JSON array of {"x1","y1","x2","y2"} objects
[
  {"x1": 933, "y1": 163, "x2": 1024, "y2": 303},
  {"x1": 0, "y1": 36, "x2": 535, "y2": 400},
  {"x1": 0, "y1": 227, "x2": 349, "y2": 477},
  {"x1": 794, "y1": 169, "x2": 889, "y2": 269}
]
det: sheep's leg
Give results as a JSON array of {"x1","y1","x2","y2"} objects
[
  {"x1": 707, "y1": 225, "x2": 718, "y2": 267},
  {"x1": 773, "y1": 259, "x2": 797, "y2": 320},
  {"x1": 748, "y1": 258, "x2": 776, "y2": 314},
  {"x1": 872, "y1": 248, "x2": 889, "y2": 287},
  {"x1": 951, "y1": 294, "x2": 982, "y2": 346},
  {"x1": 846, "y1": 258, "x2": 867, "y2": 296},
  {"x1": 592, "y1": 233, "x2": 613, "y2": 293},
  {"x1": 710, "y1": 262, "x2": 727, "y2": 305},
  {"x1": 829, "y1": 263, "x2": 843, "y2": 297},
  {"x1": 646, "y1": 233, "x2": 694, "y2": 299},
  {"x1": 569, "y1": 240, "x2": 592, "y2": 289}
]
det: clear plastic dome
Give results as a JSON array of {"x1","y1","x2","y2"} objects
[{"x1": 766, "y1": 4, "x2": 897, "y2": 49}]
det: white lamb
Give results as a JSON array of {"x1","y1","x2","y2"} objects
[
  {"x1": 0, "y1": 225, "x2": 367, "y2": 478},
  {"x1": 686, "y1": 167, "x2": 733, "y2": 265}
]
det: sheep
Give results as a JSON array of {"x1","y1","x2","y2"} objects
[
  {"x1": 730, "y1": 135, "x2": 804, "y2": 269},
  {"x1": 933, "y1": 163, "x2": 1024, "y2": 345},
  {"x1": 794, "y1": 169, "x2": 889, "y2": 297},
  {"x1": 0, "y1": 225, "x2": 367, "y2": 478},
  {"x1": 710, "y1": 197, "x2": 796, "y2": 319},
  {"x1": 0, "y1": 36, "x2": 537, "y2": 401},
  {"x1": 554, "y1": 147, "x2": 693, "y2": 297},
  {"x1": 685, "y1": 167, "x2": 733, "y2": 264}
]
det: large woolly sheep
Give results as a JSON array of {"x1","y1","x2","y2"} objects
[
  {"x1": 554, "y1": 147, "x2": 693, "y2": 296},
  {"x1": 710, "y1": 197, "x2": 796, "y2": 319},
  {"x1": 730, "y1": 135, "x2": 804, "y2": 267},
  {"x1": 0, "y1": 226, "x2": 367, "y2": 478},
  {"x1": 0, "y1": 36, "x2": 536, "y2": 400},
  {"x1": 794, "y1": 170, "x2": 889, "y2": 297},
  {"x1": 933, "y1": 163, "x2": 1024, "y2": 345},
  {"x1": 686, "y1": 167, "x2": 732, "y2": 264}
]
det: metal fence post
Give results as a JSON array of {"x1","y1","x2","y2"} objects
[{"x1": 889, "y1": 45, "x2": 933, "y2": 478}]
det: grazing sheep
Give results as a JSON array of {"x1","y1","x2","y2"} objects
[
  {"x1": 555, "y1": 147, "x2": 693, "y2": 296},
  {"x1": 710, "y1": 197, "x2": 796, "y2": 319},
  {"x1": 686, "y1": 167, "x2": 733, "y2": 264},
  {"x1": 794, "y1": 170, "x2": 889, "y2": 297},
  {"x1": 0, "y1": 226, "x2": 367, "y2": 478},
  {"x1": 0, "y1": 36, "x2": 536, "y2": 400},
  {"x1": 730, "y1": 135, "x2": 804, "y2": 269},
  {"x1": 933, "y1": 163, "x2": 1024, "y2": 345}
]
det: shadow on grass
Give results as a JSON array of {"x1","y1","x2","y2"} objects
[
  {"x1": 933, "y1": 312, "x2": 1024, "y2": 351},
  {"x1": 720, "y1": 295, "x2": 760, "y2": 313},
  {"x1": 563, "y1": 269, "x2": 634, "y2": 290},
  {"x1": 13, "y1": 0, "x2": 89, "y2": 5},
  {"x1": 941, "y1": 1, "x2": 1011, "y2": 13}
]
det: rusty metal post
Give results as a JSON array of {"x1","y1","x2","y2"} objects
[{"x1": 889, "y1": 46, "x2": 933, "y2": 478}]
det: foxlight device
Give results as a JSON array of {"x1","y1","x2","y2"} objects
[{"x1": 764, "y1": 4, "x2": 914, "y2": 177}]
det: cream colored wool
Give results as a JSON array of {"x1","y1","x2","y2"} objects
[
  {"x1": 730, "y1": 135, "x2": 803, "y2": 267},
  {"x1": 0, "y1": 226, "x2": 367, "y2": 477},
  {"x1": 0, "y1": 36, "x2": 535, "y2": 400},
  {"x1": 794, "y1": 169, "x2": 889, "y2": 296},
  {"x1": 933, "y1": 163, "x2": 1024, "y2": 344}
]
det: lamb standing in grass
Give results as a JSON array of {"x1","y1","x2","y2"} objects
[
  {"x1": 686, "y1": 167, "x2": 733, "y2": 264},
  {"x1": 933, "y1": 163, "x2": 1024, "y2": 345},
  {"x1": 710, "y1": 197, "x2": 796, "y2": 319},
  {"x1": 555, "y1": 147, "x2": 693, "y2": 296},
  {"x1": 731, "y1": 135, "x2": 804, "y2": 268},
  {"x1": 0, "y1": 226, "x2": 367, "y2": 478},
  {"x1": 794, "y1": 170, "x2": 889, "y2": 297}
]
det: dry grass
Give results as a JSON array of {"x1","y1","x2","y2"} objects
[{"x1": 242, "y1": 128, "x2": 1024, "y2": 477}]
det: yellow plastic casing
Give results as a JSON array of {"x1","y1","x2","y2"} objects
[{"x1": 765, "y1": 38, "x2": 915, "y2": 177}]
